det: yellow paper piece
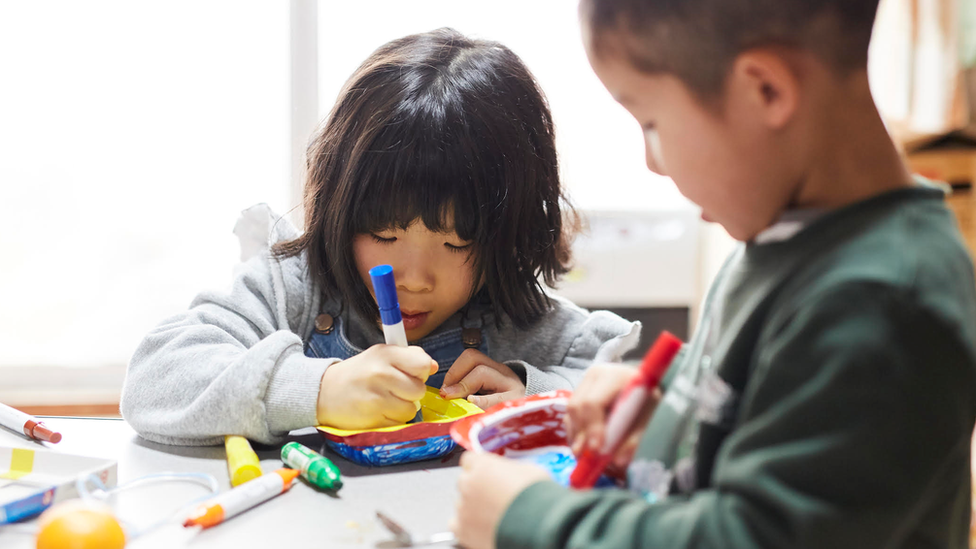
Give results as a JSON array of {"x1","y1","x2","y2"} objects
[{"x1": 0, "y1": 448, "x2": 35, "y2": 479}]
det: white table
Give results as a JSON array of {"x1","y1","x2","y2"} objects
[{"x1": 0, "y1": 417, "x2": 460, "y2": 548}]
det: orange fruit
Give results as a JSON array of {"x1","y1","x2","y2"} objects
[{"x1": 36, "y1": 500, "x2": 125, "y2": 549}]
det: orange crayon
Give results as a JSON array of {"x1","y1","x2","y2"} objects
[{"x1": 183, "y1": 468, "x2": 299, "y2": 529}]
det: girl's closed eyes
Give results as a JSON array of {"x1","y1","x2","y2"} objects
[{"x1": 368, "y1": 231, "x2": 474, "y2": 253}]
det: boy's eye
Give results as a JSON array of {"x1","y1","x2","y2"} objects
[
  {"x1": 370, "y1": 233, "x2": 396, "y2": 244},
  {"x1": 445, "y1": 242, "x2": 473, "y2": 253}
]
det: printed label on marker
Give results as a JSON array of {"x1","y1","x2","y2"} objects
[
  {"x1": 601, "y1": 387, "x2": 648, "y2": 454},
  {"x1": 218, "y1": 475, "x2": 284, "y2": 517},
  {"x1": 283, "y1": 447, "x2": 311, "y2": 472}
]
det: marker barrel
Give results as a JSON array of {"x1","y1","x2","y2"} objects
[
  {"x1": 184, "y1": 468, "x2": 299, "y2": 529},
  {"x1": 381, "y1": 322, "x2": 408, "y2": 348},
  {"x1": 281, "y1": 442, "x2": 343, "y2": 491},
  {"x1": 0, "y1": 402, "x2": 61, "y2": 443},
  {"x1": 225, "y1": 436, "x2": 262, "y2": 487}
]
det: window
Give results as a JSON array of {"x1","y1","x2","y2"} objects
[
  {"x1": 316, "y1": 1, "x2": 688, "y2": 213},
  {"x1": 0, "y1": 2, "x2": 291, "y2": 407}
]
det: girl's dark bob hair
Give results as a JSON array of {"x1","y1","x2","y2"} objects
[{"x1": 275, "y1": 27, "x2": 576, "y2": 329}]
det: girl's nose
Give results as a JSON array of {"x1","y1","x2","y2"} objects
[{"x1": 395, "y1": 258, "x2": 434, "y2": 294}]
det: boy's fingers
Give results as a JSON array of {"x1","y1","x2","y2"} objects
[
  {"x1": 612, "y1": 434, "x2": 641, "y2": 469},
  {"x1": 565, "y1": 366, "x2": 605, "y2": 437},
  {"x1": 567, "y1": 363, "x2": 638, "y2": 453},
  {"x1": 575, "y1": 392, "x2": 607, "y2": 450},
  {"x1": 571, "y1": 433, "x2": 584, "y2": 456},
  {"x1": 585, "y1": 417, "x2": 606, "y2": 451}
]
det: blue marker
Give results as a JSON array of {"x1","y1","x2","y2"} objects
[
  {"x1": 369, "y1": 265, "x2": 423, "y2": 423},
  {"x1": 369, "y1": 265, "x2": 408, "y2": 347}
]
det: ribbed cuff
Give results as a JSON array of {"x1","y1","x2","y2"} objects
[{"x1": 264, "y1": 348, "x2": 338, "y2": 434}]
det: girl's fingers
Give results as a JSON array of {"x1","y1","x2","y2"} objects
[
  {"x1": 383, "y1": 345, "x2": 438, "y2": 381},
  {"x1": 566, "y1": 363, "x2": 638, "y2": 454},
  {"x1": 373, "y1": 390, "x2": 422, "y2": 424},
  {"x1": 467, "y1": 390, "x2": 520, "y2": 409},
  {"x1": 441, "y1": 348, "x2": 501, "y2": 392},
  {"x1": 382, "y1": 367, "x2": 429, "y2": 403},
  {"x1": 443, "y1": 364, "x2": 520, "y2": 400}
]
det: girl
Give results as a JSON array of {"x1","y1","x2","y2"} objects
[{"x1": 120, "y1": 28, "x2": 640, "y2": 446}]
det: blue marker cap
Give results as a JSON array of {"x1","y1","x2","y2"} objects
[{"x1": 368, "y1": 265, "x2": 402, "y2": 325}]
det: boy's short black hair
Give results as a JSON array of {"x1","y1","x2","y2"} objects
[
  {"x1": 276, "y1": 28, "x2": 574, "y2": 329},
  {"x1": 581, "y1": 0, "x2": 881, "y2": 97}
]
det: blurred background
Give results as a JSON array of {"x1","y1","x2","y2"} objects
[{"x1": 0, "y1": 0, "x2": 973, "y2": 416}]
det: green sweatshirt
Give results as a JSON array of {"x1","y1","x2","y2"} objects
[{"x1": 498, "y1": 186, "x2": 976, "y2": 549}]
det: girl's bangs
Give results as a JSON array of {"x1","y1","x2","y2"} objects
[{"x1": 349, "y1": 121, "x2": 483, "y2": 241}]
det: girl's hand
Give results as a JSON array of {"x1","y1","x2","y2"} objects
[
  {"x1": 451, "y1": 452, "x2": 550, "y2": 549},
  {"x1": 440, "y1": 349, "x2": 526, "y2": 409},
  {"x1": 564, "y1": 363, "x2": 660, "y2": 471},
  {"x1": 316, "y1": 344, "x2": 438, "y2": 430}
]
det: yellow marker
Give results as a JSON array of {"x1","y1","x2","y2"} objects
[{"x1": 225, "y1": 435, "x2": 261, "y2": 487}]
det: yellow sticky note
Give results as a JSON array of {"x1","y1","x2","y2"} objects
[{"x1": 0, "y1": 448, "x2": 34, "y2": 479}]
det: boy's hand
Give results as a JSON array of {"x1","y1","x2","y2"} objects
[
  {"x1": 565, "y1": 363, "x2": 660, "y2": 470},
  {"x1": 316, "y1": 344, "x2": 438, "y2": 430},
  {"x1": 440, "y1": 349, "x2": 525, "y2": 409},
  {"x1": 451, "y1": 452, "x2": 550, "y2": 549}
]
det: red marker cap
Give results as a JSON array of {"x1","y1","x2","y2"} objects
[{"x1": 26, "y1": 420, "x2": 62, "y2": 443}]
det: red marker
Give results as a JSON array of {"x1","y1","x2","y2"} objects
[
  {"x1": 569, "y1": 331, "x2": 683, "y2": 489},
  {"x1": 0, "y1": 402, "x2": 62, "y2": 443}
]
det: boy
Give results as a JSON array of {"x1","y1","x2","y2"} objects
[{"x1": 451, "y1": 1, "x2": 976, "y2": 548}]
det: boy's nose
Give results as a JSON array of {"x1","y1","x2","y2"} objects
[{"x1": 644, "y1": 132, "x2": 668, "y2": 176}]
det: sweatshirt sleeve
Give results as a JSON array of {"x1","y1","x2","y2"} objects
[
  {"x1": 120, "y1": 251, "x2": 332, "y2": 446},
  {"x1": 496, "y1": 283, "x2": 976, "y2": 549},
  {"x1": 497, "y1": 296, "x2": 642, "y2": 394}
]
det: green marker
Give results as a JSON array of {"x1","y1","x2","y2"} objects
[{"x1": 281, "y1": 442, "x2": 343, "y2": 491}]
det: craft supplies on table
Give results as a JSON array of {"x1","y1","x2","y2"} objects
[
  {"x1": 224, "y1": 436, "x2": 261, "y2": 487},
  {"x1": 183, "y1": 468, "x2": 299, "y2": 529},
  {"x1": 281, "y1": 442, "x2": 342, "y2": 491},
  {"x1": 451, "y1": 391, "x2": 614, "y2": 487},
  {"x1": 318, "y1": 386, "x2": 482, "y2": 466},
  {"x1": 0, "y1": 403, "x2": 61, "y2": 444},
  {"x1": 0, "y1": 445, "x2": 116, "y2": 524}
]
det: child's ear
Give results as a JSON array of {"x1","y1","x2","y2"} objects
[{"x1": 728, "y1": 49, "x2": 800, "y2": 130}]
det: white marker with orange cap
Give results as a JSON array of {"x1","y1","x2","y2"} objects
[
  {"x1": 0, "y1": 401, "x2": 61, "y2": 443},
  {"x1": 183, "y1": 468, "x2": 300, "y2": 529}
]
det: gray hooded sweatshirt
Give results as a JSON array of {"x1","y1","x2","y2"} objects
[{"x1": 120, "y1": 205, "x2": 641, "y2": 446}]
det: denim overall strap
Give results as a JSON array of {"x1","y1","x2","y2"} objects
[{"x1": 305, "y1": 312, "x2": 489, "y2": 389}]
